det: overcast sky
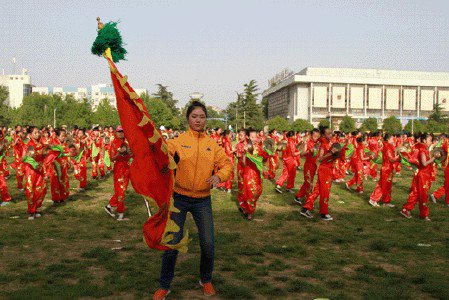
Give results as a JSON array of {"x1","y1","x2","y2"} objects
[{"x1": 1, "y1": 0, "x2": 448, "y2": 109}]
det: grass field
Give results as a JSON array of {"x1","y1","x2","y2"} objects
[{"x1": 1, "y1": 158, "x2": 449, "y2": 300}]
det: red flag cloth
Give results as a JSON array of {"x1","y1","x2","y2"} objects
[{"x1": 105, "y1": 51, "x2": 188, "y2": 252}]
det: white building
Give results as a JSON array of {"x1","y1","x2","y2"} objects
[
  {"x1": 0, "y1": 69, "x2": 32, "y2": 108},
  {"x1": 263, "y1": 67, "x2": 449, "y2": 128},
  {"x1": 33, "y1": 84, "x2": 147, "y2": 110}
]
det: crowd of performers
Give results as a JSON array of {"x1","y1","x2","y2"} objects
[
  {"x1": 0, "y1": 124, "x2": 448, "y2": 222},
  {"x1": 209, "y1": 126, "x2": 449, "y2": 221},
  {"x1": 0, "y1": 125, "x2": 133, "y2": 220}
]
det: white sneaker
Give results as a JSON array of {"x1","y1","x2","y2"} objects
[
  {"x1": 226, "y1": 189, "x2": 231, "y2": 194},
  {"x1": 104, "y1": 205, "x2": 115, "y2": 217},
  {"x1": 34, "y1": 212, "x2": 42, "y2": 218},
  {"x1": 28, "y1": 214, "x2": 35, "y2": 220},
  {"x1": 18, "y1": 188, "x2": 25, "y2": 192},
  {"x1": 0, "y1": 202, "x2": 10, "y2": 207},
  {"x1": 286, "y1": 189, "x2": 295, "y2": 194},
  {"x1": 430, "y1": 194, "x2": 437, "y2": 204},
  {"x1": 345, "y1": 183, "x2": 351, "y2": 191},
  {"x1": 117, "y1": 213, "x2": 125, "y2": 221},
  {"x1": 383, "y1": 203, "x2": 395, "y2": 208},
  {"x1": 369, "y1": 200, "x2": 380, "y2": 207}
]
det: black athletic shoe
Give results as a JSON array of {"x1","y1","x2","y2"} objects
[
  {"x1": 294, "y1": 197, "x2": 303, "y2": 205},
  {"x1": 238, "y1": 207, "x2": 248, "y2": 218},
  {"x1": 275, "y1": 186, "x2": 283, "y2": 194},
  {"x1": 104, "y1": 205, "x2": 115, "y2": 217},
  {"x1": 321, "y1": 214, "x2": 333, "y2": 221},
  {"x1": 300, "y1": 208, "x2": 313, "y2": 219}
]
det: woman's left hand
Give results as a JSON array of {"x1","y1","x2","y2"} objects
[{"x1": 206, "y1": 175, "x2": 221, "y2": 187}]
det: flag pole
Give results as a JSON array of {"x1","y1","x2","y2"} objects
[{"x1": 144, "y1": 197, "x2": 152, "y2": 217}]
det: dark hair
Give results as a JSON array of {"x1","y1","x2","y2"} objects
[
  {"x1": 186, "y1": 101, "x2": 207, "y2": 119},
  {"x1": 27, "y1": 126, "x2": 38, "y2": 134},
  {"x1": 319, "y1": 126, "x2": 329, "y2": 135},
  {"x1": 286, "y1": 130, "x2": 295, "y2": 138},
  {"x1": 247, "y1": 127, "x2": 257, "y2": 135},
  {"x1": 311, "y1": 128, "x2": 320, "y2": 135},
  {"x1": 221, "y1": 130, "x2": 230, "y2": 137},
  {"x1": 383, "y1": 133, "x2": 392, "y2": 141}
]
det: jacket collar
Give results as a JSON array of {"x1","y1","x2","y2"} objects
[{"x1": 188, "y1": 128, "x2": 207, "y2": 138}]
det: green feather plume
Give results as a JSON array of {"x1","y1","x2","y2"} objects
[{"x1": 91, "y1": 21, "x2": 127, "y2": 63}]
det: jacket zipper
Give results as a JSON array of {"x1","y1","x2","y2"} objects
[{"x1": 192, "y1": 131, "x2": 200, "y2": 192}]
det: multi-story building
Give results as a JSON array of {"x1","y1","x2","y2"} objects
[
  {"x1": 263, "y1": 67, "x2": 449, "y2": 128},
  {"x1": 0, "y1": 69, "x2": 32, "y2": 108},
  {"x1": 32, "y1": 84, "x2": 147, "y2": 110}
]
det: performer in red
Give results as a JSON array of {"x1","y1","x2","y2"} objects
[
  {"x1": 266, "y1": 130, "x2": 280, "y2": 180},
  {"x1": 400, "y1": 133, "x2": 439, "y2": 220},
  {"x1": 430, "y1": 135, "x2": 449, "y2": 206},
  {"x1": 275, "y1": 131, "x2": 301, "y2": 193},
  {"x1": 216, "y1": 130, "x2": 235, "y2": 193},
  {"x1": 72, "y1": 128, "x2": 89, "y2": 191},
  {"x1": 12, "y1": 129, "x2": 26, "y2": 191},
  {"x1": 300, "y1": 127, "x2": 340, "y2": 221},
  {"x1": 104, "y1": 126, "x2": 133, "y2": 220},
  {"x1": 239, "y1": 129, "x2": 269, "y2": 220},
  {"x1": 47, "y1": 128, "x2": 71, "y2": 203},
  {"x1": 236, "y1": 129, "x2": 247, "y2": 207},
  {"x1": 24, "y1": 127, "x2": 47, "y2": 220},
  {"x1": 369, "y1": 134, "x2": 400, "y2": 207},
  {"x1": 91, "y1": 128, "x2": 105, "y2": 179},
  {"x1": 346, "y1": 135, "x2": 370, "y2": 193},
  {"x1": 0, "y1": 136, "x2": 12, "y2": 206},
  {"x1": 294, "y1": 128, "x2": 320, "y2": 204}
]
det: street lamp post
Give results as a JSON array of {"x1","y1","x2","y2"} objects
[{"x1": 54, "y1": 108, "x2": 57, "y2": 128}]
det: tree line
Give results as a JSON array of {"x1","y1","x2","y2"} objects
[{"x1": 1, "y1": 83, "x2": 448, "y2": 133}]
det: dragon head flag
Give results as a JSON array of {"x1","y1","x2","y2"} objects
[{"x1": 91, "y1": 18, "x2": 188, "y2": 252}]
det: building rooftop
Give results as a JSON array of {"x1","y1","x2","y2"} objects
[{"x1": 263, "y1": 67, "x2": 449, "y2": 97}]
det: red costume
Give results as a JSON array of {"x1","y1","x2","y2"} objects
[
  {"x1": 12, "y1": 137, "x2": 26, "y2": 189},
  {"x1": 216, "y1": 136, "x2": 234, "y2": 190},
  {"x1": 91, "y1": 137, "x2": 105, "y2": 179},
  {"x1": 295, "y1": 138, "x2": 318, "y2": 199},
  {"x1": 432, "y1": 142, "x2": 449, "y2": 204},
  {"x1": 303, "y1": 138, "x2": 336, "y2": 215},
  {"x1": 370, "y1": 142, "x2": 396, "y2": 203},
  {"x1": 72, "y1": 137, "x2": 88, "y2": 189},
  {"x1": 236, "y1": 139, "x2": 247, "y2": 205},
  {"x1": 346, "y1": 141, "x2": 366, "y2": 192},
  {"x1": 402, "y1": 143, "x2": 433, "y2": 218},
  {"x1": 108, "y1": 137, "x2": 132, "y2": 213},
  {"x1": 46, "y1": 140, "x2": 70, "y2": 203},
  {"x1": 275, "y1": 137, "x2": 298, "y2": 189},
  {"x1": 240, "y1": 144, "x2": 268, "y2": 215},
  {"x1": 24, "y1": 139, "x2": 47, "y2": 214}
]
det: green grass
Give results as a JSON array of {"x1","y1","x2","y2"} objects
[{"x1": 0, "y1": 157, "x2": 448, "y2": 299}]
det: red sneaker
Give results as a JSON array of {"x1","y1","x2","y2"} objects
[
  {"x1": 199, "y1": 281, "x2": 216, "y2": 297},
  {"x1": 400, "y1": 209, "x2": 412, "y2": 219},
  {"x1": 153, "y1": 289, "x2": 170, "y2": 300}
]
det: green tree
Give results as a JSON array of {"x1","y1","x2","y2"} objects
[
  {"x1": 291, "y1": 118, "x2": 313, "y2": 132},
  {"x1": 382, "y1": 116, "x2": 402, "y2": 134},
  {"x1": 0, "y1": 86, "x2": 10, "y2": 125},
  {"x1": 92, "y1": 98, "x2": 120, "y2": 126},
  {"x1": 59, "y1": 95, "x2": 93, "y2": 128},
  {"x1": 404, "y1": 119, "x2": 427, "y2": 133},
  {"x1": 146, "y1": 98, "x2": 174, "y2": 129},
  {"x1": 242, "y1": 80, "x2": 264, "y2": 129},
  {"x1": 267, "y1": 116, "x2": 290, "y2": 132},
  {"x1": 318, "y1": 119, "x2": 330, "y2": 129},
  {"x1": 339, "y1": 115, "x2": 356, "y2": 133},
  {"x1": 360, "y1": 117, "x2": 379, "y2": 132},
  {"x1": 12, "y1": 93, "x2": 63, "y2": 127},
  {"x1": 261, "y1": 96, "x2": 269, "y2": 120},
  {"x1": 153, "y1": 84, "x2": 179, "y2": 116},
  {"x1": 426, "y1": 103, "x2": 448, "y2": 133}
]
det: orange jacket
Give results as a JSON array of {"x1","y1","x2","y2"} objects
[{"x1": 168, "y1": 129, "x2": 233, "y2": 198}]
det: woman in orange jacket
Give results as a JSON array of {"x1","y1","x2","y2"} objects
[{"x1": 153, "y1": 101, "x2": 233, "y2": 300}]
